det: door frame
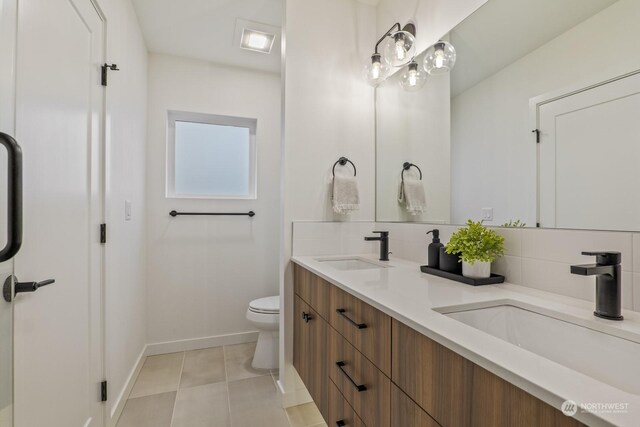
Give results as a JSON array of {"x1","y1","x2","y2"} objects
[{"x1": 529, "y1": 67, "x2": 640, "y2": 228}]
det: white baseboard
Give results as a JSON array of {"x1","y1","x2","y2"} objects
[
  {"x1": 145, "y1": 331, "x2": 259, "y2": 356},
  {"x1": 278, "y1": 379, "x2": 313, "y2": 409},
  {"x1": 108, "y1": 345, "x2": 147, "y2": 427}
]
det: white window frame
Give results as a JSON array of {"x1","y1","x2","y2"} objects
[{"x1": 166, "y1": 110, "x2": 258, "y2": 200}]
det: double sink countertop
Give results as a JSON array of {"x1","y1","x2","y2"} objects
[{"x1": 291, "y1": 254, "x2": 640, "y2": 427}]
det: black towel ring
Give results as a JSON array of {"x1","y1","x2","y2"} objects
[
  {"x1": 332, "y1": 157, "x2": 357, "y2": 177},
  {"x1": 402, "y1": 162, "x2": 422, "y2": 182}
]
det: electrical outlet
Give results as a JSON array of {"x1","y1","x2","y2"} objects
[
  {"x1": 482, "y1": 208, "x2": 493, "y2": 221},
  {"x1": 125, "y1": 200, "x2": 132, "y2": 221}
]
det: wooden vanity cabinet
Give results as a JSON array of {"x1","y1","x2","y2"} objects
[
  {"x1": 294, "y1": 265, "x2": 586, "y2": 427},
  {"x1": 293, "y1": 295, "x2": 328, "y2": 420}
]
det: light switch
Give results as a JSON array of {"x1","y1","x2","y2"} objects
[
  {"x1": 482, "y1": 208, "x2": 493, "y2": 221},
  {"x1": 125, "y1": 200, "x2": 132, "y2": 221}
]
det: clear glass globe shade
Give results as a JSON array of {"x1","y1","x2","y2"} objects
[
  {"x1": 424, "y1": 41, "x2": 456, "y2": 75},
  {"x1": 383, "y1": 31, "x2": 416, "y2": 67},
  {"x1": 362, "y1": 57, "x2": 390, "y2": 87},
  {"x1": 400, "y1": 64, "x2": 427, "y2": 91}
]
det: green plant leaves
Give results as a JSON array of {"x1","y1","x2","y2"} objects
[{"x1": 445, "y1": 220, "x2": 505, "y2": 265}]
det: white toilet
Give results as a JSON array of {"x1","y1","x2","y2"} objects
[{"x1": 246, "y1": 296, "x2": 280, "y2": 370}]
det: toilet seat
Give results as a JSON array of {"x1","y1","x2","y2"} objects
[{"x1": 249, "y1": 296, "x2": 280, "y2": 314}]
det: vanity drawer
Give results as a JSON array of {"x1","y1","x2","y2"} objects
[
  {"x1": 329, "y1": 327, "x2": 390, "y2": 427},
  {"x1": 329, "y1": 380, "x2": 366, "y2": 427},
  {"x1": 470, "y1": 366, "x2": 586, "y2": 427},
  {"x1": 328, "y1": 284, "x2": 391, "y2": 375},
  {"x1": 392, "y1": 383, "x2": 441, "y2": 427},
  {"x1": 294, "y1": 264, "x2": 330, "y2": 319},
  {"x1": 392, "y1": 320, "x2": 474, "y2": 427}
]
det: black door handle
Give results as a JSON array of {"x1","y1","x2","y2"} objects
[
  {"x1": 336, "y1": 421, "x2": 346, "y2": 427},
  {"x1": 3, "y1": 276, "x2": 55, "y2": 302},
  {"x1": 0, "y1": 133, "x2": 22, "y2": 263},
  {"x1": 336, "y1": 361, "x2": 366, "y2": 392}
]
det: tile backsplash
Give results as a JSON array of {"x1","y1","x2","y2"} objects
[{"x1": 292, "y1": 221, "x2": 639, "y2": 312}]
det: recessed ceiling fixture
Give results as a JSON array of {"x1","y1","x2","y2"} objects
[{"x1": 240, "y1": 28, "x2": 275, "y2": 54}]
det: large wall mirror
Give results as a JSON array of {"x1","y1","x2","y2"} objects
[{"x1": 376, "y1": 0, "x2": 640, "y2": 231}]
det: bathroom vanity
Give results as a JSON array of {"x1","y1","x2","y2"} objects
[{"x1": 292, "y1": 255, "x2": 640, "y2": 427}]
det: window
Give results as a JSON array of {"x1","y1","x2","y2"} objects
[{"x1": 167, "y1": 111, "x2": 257, "y2": 199}]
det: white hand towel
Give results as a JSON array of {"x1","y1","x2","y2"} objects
[
  {"x1": 398, "y1": 176, "x2": 427, "y2": 215},
  {"x1": 332, "y1": 175, "x2": 360, "y2": 214}
]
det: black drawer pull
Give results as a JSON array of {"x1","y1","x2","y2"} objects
[
  {"x1": 302, "y1": 311, "x2": 312, "y2": 323},
  {"x1": 336, "y1": 361, "x2": 366, "y2": 392},
  {"x1": 336, "y1": 308, "x2": 367, "y2": 329},
  {"x1": 336, "y1": 421, "x2": 346, "y2": 427}
]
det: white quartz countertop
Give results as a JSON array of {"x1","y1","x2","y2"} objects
[{"x1": 291, "y1": 254, "x2": 640, "y2": 427}]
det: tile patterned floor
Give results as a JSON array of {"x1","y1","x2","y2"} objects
[{"x1": 117, "y1": 342, "x2": 327, "y2": 427}]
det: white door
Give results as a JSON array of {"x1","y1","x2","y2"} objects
[
  {"x1": 538, "y1": 71, "x2": 640, "y2": 230},
  {"x1": 0, "y1": 0, "x2": 18, "y2": 425},
  {"x1": 13, "y1": 0, "x2": 105, "y2": 426}
]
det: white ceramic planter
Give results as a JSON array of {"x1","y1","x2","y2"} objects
[{"x1": 462, "y1": 260, "x2": 491, "y2": 279}]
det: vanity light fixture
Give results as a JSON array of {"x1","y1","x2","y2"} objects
[
  {"x1": 363, "y1": 22, "x2": 416, "y2": 87},
  {"x1": 400, "y1": 60, "x2": 427, "y2": 91},
  {"x1": 424, "y1": 40, "x2": 457, "y2": 75},
  {"x1": 240, "y1": 28, "x2": 276, "y2": 54}
]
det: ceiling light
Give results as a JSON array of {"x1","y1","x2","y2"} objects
[{"x1": 240, "y1": 29, "x2": 275, "y2": 54}]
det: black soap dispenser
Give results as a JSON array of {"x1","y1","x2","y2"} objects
[{"x1": 426, "y1": 230, "x2": 444, "y2": 268}]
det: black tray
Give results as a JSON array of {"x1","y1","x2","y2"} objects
[{"x1": 420, "y1": 265, "x2": 505, "y2": 286}]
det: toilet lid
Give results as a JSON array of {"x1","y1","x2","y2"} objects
[{"x1": 249, "y1": 296, "x2": 280, "y2": 314}]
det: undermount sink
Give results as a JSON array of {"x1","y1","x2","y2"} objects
[
  {"x1": 436, "y1": 302, "x2": 640, "y2": 395},
  {"x1": 316, "y1": 257, "x2": 388, "y2": 271}
]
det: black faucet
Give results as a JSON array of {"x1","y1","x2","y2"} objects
[
  {"x1": 364, "y1": 231, "x2": 390, "y2": 261},
  {"x1": 570, "y1": 251, "x2": 623, "y2": 321}
]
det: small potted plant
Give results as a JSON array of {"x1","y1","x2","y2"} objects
[{"x1": 446, "y1": 220, "x2": 505, "y2": 278}]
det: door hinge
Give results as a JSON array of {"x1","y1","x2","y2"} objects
[
  {"x1": 536, "y1": 222, "x2": 541, "y2": 228},
  {"x1": 101, "y1": 380, "x2": 108, "y2": 402},
  {"x1": 532, "y1": 129, "x2": 540, "y2": 143},
  {"x1": 101, "y1": 63, "x2": 120, "y2": 86},
  {"x1": 100, "y1": 224, "x2": 106, "y2": 244}
]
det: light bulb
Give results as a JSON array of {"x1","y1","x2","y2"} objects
[
  {"x1": 408, "y1": 69, "x2": 417, "y2": 86},
  {"x1": 395, "y1": 39, "x2": 407, "y2": 61},
  {"x1": 383, "y1": 30, "x2": 416, "y2": 67},
  {"x1": 400, "y1": 61, "x2": 427, "y2": 91},
  {"x1": 424, "y1": 41, "x2": 456, "y2": 75},
  {"x1": 362, "y1": 53, "x2": 390, "y2": 87},
  {"x1": 371, "y1": 62, "x2": 381, "y2": 80},
  {"x1": 434, "y1": 48, "x2": 445, "y2": 69}
]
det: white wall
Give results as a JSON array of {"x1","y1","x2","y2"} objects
[
  {"x1": 98, "y1": 0, "x2": 149, "y2": 424},
  {"x1": 145, "y1": 54, "x2": 281, "y2": 347},
  {"x1": 451, "y1": 0, "x2": 640, "y2": 226},
  {"x1": 280, "y1": 0, "x2": 377, "y2": 405},
  {"x1": 376, "y1": 50, "x2": 450, "y2": 223}
]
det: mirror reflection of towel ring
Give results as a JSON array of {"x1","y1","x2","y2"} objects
[
  {"x1": 402, "y1": 162, "x2": 422, "y2": 182},
  {"x1": 332, "y1": 157, "x2": 357, "y2": 177}
]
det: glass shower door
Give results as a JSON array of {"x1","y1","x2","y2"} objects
[{"x1": 0, "y1": 0, "x2": 17, "y2": 425}]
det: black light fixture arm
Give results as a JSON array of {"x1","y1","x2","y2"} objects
[
  {"x1": 374, "y1": 23, "x2": 402, "y2": 54},
  {"x1": 374, "y1": 22, "x2": 416, "y2": 54}
]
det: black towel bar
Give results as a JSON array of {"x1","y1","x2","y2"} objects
[
  {"x1": 402, "y1": 162, "x2": 422, "y2": 182},
  {"x1": 169, "y1": 211, "x2": 255, "y2": 217}
]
